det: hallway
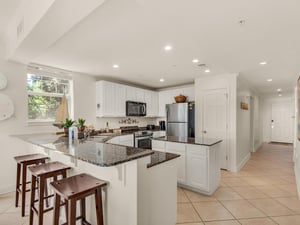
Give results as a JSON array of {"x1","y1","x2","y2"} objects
[{"x1": 177, "y1": 143, "x2": 300, "y2": 225}]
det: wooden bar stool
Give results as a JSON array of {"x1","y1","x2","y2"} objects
[
  {"x1": 14, "y1": 153, "x2": 49, "y2": 217},
  {"x1": 28, "y1": 161, "x2": 71, "y2": 225},
  {"x1": 51, "y1": 173, "x2": 107, "y2": 225}
]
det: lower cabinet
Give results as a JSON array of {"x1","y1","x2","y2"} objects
[
  {"x1": 165, "y1": 142, "x2": 186, "y2": 184},
  {"x1": 152, "y1": 140, "x2": 220, "y2": 195}
]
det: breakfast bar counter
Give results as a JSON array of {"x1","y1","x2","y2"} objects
[{"x1": 13, "y1": 133, "x2": 179, "y2": 225}]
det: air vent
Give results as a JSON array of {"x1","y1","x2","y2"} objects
[{"x1": 197, "y1": 63, "x2": 206, "y2": 67}]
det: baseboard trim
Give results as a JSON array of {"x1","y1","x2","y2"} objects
[
  {"x1": 233, "y1": 152, "x2": 251, "y2": 172},
  {"x1": 0, "y1": 184, "x2": 15, "y2": 195},
  {"x1": 294, "y1": 164, "x2": 300, "y2": 199}
]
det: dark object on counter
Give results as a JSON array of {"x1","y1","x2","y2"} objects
[
  {"x1": 159, "y1": 120, "x2": 166, "y2": 131},
  {"x1": 51, "y1": 173, "x2": 107, "y2": 225},
  {"x1": 146, "y1": 124, "x2": 156, "y2": 130},
  {"x1": 120, "y1": 126, "x2": 139, "y2": 133}
]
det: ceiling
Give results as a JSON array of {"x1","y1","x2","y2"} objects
[
  {"x1": 6, "y1": 0, "x2": 300, "y2": 94},
  {"x1": 0, "y1": 0, "x2": 22, "y2": 39}
]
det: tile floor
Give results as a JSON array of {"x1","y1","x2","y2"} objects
[
  {"x1": 0, "y1": 143, "x2": 299, "y2": 225},
  {"x1": 176, "y1": 143, "x2": 300, "y2": 225}
]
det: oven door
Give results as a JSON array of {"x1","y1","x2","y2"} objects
[{"x1": 135, "y1": 137, "x2": 152, "y2": 149}]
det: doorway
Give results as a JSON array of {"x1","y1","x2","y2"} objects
[
  {"x1": 271, "y1": 102, "x2": 293, "y2": 143},
  {"x1": 201, "y1": 88, "x2": 229, "y2": 169}
]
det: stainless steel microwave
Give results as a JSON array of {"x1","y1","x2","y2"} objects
[{"x1": 126, "y1": 101, "x2": 146, "y2": 117}]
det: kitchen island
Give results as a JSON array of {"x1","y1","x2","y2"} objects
[
  {"x1": 152, "y1": 136, "x2": 222, "y2": 195},
  {"x1": 14, "y1": 133, "x2": 179, "y2": 225}
]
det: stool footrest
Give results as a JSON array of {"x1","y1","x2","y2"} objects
[{"x1": 61, "y1": 216, "x2": 92, "y2": 225}]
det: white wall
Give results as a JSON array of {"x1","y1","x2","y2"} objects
[
  {"x1": 260, "y1": 93, "x2": 294, "y2": 143},
  {"x1": 236, "y1": 76, "x2": 261, "y2": 170}
]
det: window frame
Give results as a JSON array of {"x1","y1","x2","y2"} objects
[{"x1": 26, "y1": 66, "x2": 73, "y2": 125}]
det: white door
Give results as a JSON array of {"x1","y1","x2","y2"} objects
[
  {"x1": 201, "y1": 89, "x2": 228, "y2": 169},
  {"x1": 271, "y1": 102, "x2": 293, "y2": 143}
]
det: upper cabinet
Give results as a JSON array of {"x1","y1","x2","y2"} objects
[
  {"x1": 96, "y1": 81, "x2": 126, "y2": 117},
  {"x1": 96, "y1": 80, "x2": 194, "y2": 118}
]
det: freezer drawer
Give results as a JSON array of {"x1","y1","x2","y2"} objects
[{"x1": 167, "y1": 123, "x2": 188, "y2": 137}]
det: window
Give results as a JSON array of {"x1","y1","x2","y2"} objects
[{"x1": 27, "y1": 73, "x2": 71, "y2": 122}]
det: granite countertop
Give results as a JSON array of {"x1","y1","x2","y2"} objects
[
  {"x1": 153, "y1": 136, "x2": 222, "y2": 146},
  {"x1": 147, "y1": 151, "x2": 180, "y2": 168},
  {"x1": 13, "y1": 133, "x2": 154, "y2": 167}
]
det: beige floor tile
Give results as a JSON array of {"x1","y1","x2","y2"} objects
[
  {"x1": 221, "y1": 200, "x2": 265, "y2": 219},
  {"x1": 177, "y1": 203, "x2": 202, "y2": 223},
  {"x1": 193, "y1": 201, "x2": 234, "y2": 221},
  {"x1": 0, "y1": 192, "x2": 15, "y2": 213},
  {"x1": 248, "y1": 198, "x2": 294, "y2": 216},
  {"x1": 241, "y1": 177, "x2": 269, "y2": 186},
  {"x1": 271, "y1": 215, "x2": 300, "y2": 225},
  {"x1": 214, "y1": 187, "x2": 243, "y2": 201},
  {"x1": 222, "y1": 178, "x2": 249, "y2": 187},
  {"x1": 275, "y1": 197, "x2": 300, "y2": 213},
  {"x1": 204, "y1": 221, "x2": 240, "y2": 225},
  {"x1": 177, "y1": 188, "x2": 190, "y2": 203},
  {"x1": 177, "y1": 223, "x2": 204, "y2": 225},
  {"x1": 0, "y1": 212, "x2": 28, "y2": 225},
  {"x1": 276, "y1": 184, "x2": 299, "y2": 195},
  {"x1": 184, "y1": 189, "x2": 217, "y2": 202},
  {"x1": 254, "y1": 185, "x2": 295, "y2": 198},
  {"x1": 238, "y1": 217, "x2": 277, "y2": 225},
  {"x1": 232, "y1": 186, "x2": 268, "y2": 199}
]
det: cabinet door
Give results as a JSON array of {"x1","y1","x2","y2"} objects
[
  {"x1": 151, "y1": 91, "x2": 159, "y2": 116},
  {"x1": 151, "y1": 140, "x2": 165, "y2": 151},
  {"x1": 102, "y1": 81, "x2": 115, "y2": 116},
  {"x1": 115, "y1": 84, "x2": 126, "y2": 117},
  {"x1": 165, "y1": 142, "x2": 186, "y2": 184},
  {"x1": 126, "y1": 86, "x2": 137, "y2": 101},
  {"x1": 158, "y1": 90, "x2": 169, "y2": 117},
  {"x1": 144, "y1": 91, "x2": 153, "y2": 117},
  {"x1": 136, "y1": 88, "x2": 145, "y2": 102},
  {"x1": 186, "y1": 145, "x2": 208, "y2": 190}
]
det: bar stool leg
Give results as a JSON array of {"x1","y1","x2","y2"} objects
[
  {"x1": 53, "y1": 193, "x2": 61, "y2": 225},
  {"x1": 15, "y1": 163, "x2": 21, "y2": 207},
  {"x1": 95, "y1": 187, "x2": 104, "y2": 225},
  {"x1": 38, "y1": 175, "x2": 45, "y2": 225},
  {"x1": 80, "y1": 198, "x2": 86, "y2": 224},
  {"x1": 29, "y1": 175, "x2": 37, "y2": 225},
  {"x1": 68, "y1": 199, "x2": 76, "y2": 225},
  {"x1": 21, "y1": 163, "x2": 27, "y2": 217}
]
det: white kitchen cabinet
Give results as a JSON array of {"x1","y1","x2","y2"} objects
[
  {"x1": 96, "y1": 81, "x2": 126, "y2": 117},
  {"x1": 152, "y1": 131, "x2": 166, "y2": 138},
  {"x1": 151, "y1": 139, "x2": 166, "y2": 151},
  {"x1": 136, "y1": 88, "x2": 145, "y2": 102},
  {"x1": 151, "y1": 140, "x2": 220, "y2": 195},
  {"x1": 165, "y1": 142, "x2": 186, "y2": 184},
  {"x1": 145, "y1": 90, "x2": 159, "y2": 117},
  {"x1": 186, "y1": 145, "x2": 208, "y2": 190},
  {"x1": 158, "y1": 90, "x2": 170, "y2": 117},
  {"x1": 126, "y1": 86, "x2": 137, "y2": 101}
]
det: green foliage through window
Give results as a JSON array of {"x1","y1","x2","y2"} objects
[{"x1": 27, "y1": 73, "x2": 70, "y2": 121}]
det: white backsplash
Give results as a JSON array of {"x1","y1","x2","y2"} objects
[{"x1": 95, "y1": 117, "x2": 158, "y2": 129}]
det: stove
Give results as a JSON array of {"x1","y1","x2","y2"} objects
[{"x1": 134, "y1": 130, "x2": 153, "y2": 149}]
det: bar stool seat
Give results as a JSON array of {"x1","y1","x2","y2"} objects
[
  {"x1": 51, "y1": 173, "x2": 107, "y2": 225},
  {"x1": 28, "y1": 161, "x2": 71, "y2": 225},
  {"x1": 14, "y1": 153, "x2": 49, "y2": 217}
]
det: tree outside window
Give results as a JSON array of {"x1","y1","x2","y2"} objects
[{"x1": 27, "y1": 73, "x2": 71, "y2": 121}]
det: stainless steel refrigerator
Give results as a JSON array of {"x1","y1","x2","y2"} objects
[{"x1": 166, "y1": 102, "x2": 195, "y2": 137}]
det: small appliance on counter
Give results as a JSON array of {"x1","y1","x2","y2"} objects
[
  {"x1": 146, "y1": 124, "x2": 156, "y2": 130},
  {"x1": 159, "y1": 120, "x2": 166, "y2": 131}
]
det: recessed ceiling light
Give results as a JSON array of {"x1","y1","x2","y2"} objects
[
  {"x1": 267, "y1": 79, "x2": 272, "y2": 82},
  {"x1": 192, "y1": 59, "x2": 199, "y2": 63},
  {"x1": 205, "y1": 69, "x2": 210, "y2": 73},
  {"x1": 164, "y1": 45, "x2": 173, "y2": 51},
  {"x1": 112, "y1": 64, "x2": 119, "y2": 68},
  {"x1": 260, "y1": 61, "x2": 267, "y2": 65},
  {"x1": 278, "y1": 94, "x2": 282, "y2": 97},
  {"x1": 277, "y1": 88, "x2": 282, "y2": 92},
  {"x1": 159, "y1": 78, "x2": 165, "y2": 82}
]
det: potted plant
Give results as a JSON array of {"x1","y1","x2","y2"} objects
[
  {"x1": 76, "y1": 118, "x2": 86, "y2": 132},
  {"x1": 63, "y1": 118, "x2": 75, "y2": 136}
]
